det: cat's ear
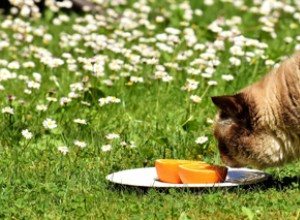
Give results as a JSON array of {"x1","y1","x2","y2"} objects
[{"x1": 211, "y1": 94, "x2": 244, "y2": 118}]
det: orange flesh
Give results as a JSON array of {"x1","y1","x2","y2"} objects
[
  {"x1": 155, "y1": 159, "x2": 207, "y2": 184},
  {"x1": 178, "y1": 164, "x2": 228, "y2": 184}
]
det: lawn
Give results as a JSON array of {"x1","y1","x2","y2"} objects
[{"x1": 0, "y1": 0, "x2": 299, "y2": 219}]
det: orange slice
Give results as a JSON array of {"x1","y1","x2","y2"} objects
[
  {"x1": 155, "y1": 159, "x2": 207, "y2": 184},
  {"x1": 178, "y1": 164, "x2": 228, "y2": 184}
]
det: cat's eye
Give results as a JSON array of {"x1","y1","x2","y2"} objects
[{"x1": 219, "y1": 111, "x2": 230, "y2": 119}]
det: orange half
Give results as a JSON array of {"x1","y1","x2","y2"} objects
[
  {"x1": 155, "y1": 159, "x2": 207, "y2": 184},
  {"x1": 178, "y1": 164, "x2": 228, "y2": 184}
]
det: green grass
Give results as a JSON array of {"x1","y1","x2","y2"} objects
[{"x1": 0, "y1": 0, "x2": 300, "y2": 219}]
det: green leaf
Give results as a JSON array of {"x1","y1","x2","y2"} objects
[
  {"x1": 44, "y1": 9, "x2": 55, "y2": 21},
  {"x1": 182, "y1": 120, "x2": 199, "y2": 132},
  {"x1": 50, "y1": 127, "x2": 63, "y2": 135},
  {"x1": 150, "y1": 135, "x2": 168, "y2": 146},
  {"x1": 83, "y1": 87, "x2": 105, "y2": 104},
  {"x1": 242, "y1": 206, "x2": 254, "y2": 220},
  {"x1": 178, "y1": 212, "x2": 191, "y2": 220}
]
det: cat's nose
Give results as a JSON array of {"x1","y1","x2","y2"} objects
[{"x1": 220, "y1": 155, "x2": 243, "y2": 168}]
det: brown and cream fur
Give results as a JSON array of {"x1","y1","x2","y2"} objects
[{"x1": 212, "y1": 52, "x2": 300, "y2": 169}]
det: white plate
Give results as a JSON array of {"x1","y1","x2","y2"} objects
[{"x1": 106, "y1": 167, "x2": 270, "y2": 188}]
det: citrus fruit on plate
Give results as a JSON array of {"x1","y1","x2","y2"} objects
[
  {"x1": 178, "y1": 164, "x2": 228, "y2": 184},
  {"x1": 155, "y1": 159, "x2": 207, "y2": 184}
]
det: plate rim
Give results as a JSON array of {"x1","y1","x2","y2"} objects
[{"x1": 106, "y1": 167, "x2": 270, "y2": 188}]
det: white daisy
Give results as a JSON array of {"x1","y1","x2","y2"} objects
[
  {"x1": 101, "y1": 144, "x2": 112, "y2": 152},
  {"x1": 58, "y1": 146, "x2": 69, "y2": 155},
  {"x1": 73, "y1": 118, "x2": 87, "y2": 125},
  {"x1": 43, "y1": 118, "x2": 57, "y2": 130},
  {"x1": 106, "y1": 133, "x2": 120, "y2": 140},
  {"x1": 196, "y1": 136, "x2": 208, "y2": 144},
  {"x1": 36, "y1": 104, "x2": 48, "y2": 111},
  {"x1": 190, "y1": 95, "x2": 202, "y2": 103},
  {"x1": 21, "y1": 129, "x2": 33, "y2": 139},
  {"x1": 2, "y1": 106, "x2": 14, "y2": 115},
  {"x1": 74, "y1": 140, "x2": 87, "y2": 148},
  {"x1": 221, "y1": 74, "x2": 234, "y2": 81}
]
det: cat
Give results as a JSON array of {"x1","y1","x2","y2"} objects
[{"x1": 212, "y1": 51, "x2": 300, "y2": 169}]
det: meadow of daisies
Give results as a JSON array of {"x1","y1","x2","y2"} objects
[{"x1": 0, "y1": 0, "x2": 300, "y2": 219}]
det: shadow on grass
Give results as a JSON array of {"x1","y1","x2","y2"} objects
[
  {"x1": 106, "y1": 174, "x2": 300, "y2": 194},
  {"x1": 249, "y1": 175, "x2": 300, "y2": 191}
]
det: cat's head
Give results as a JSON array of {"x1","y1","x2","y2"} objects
[{"x1": 211, "y1": 93, "x2": 281, "y2": 169}]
